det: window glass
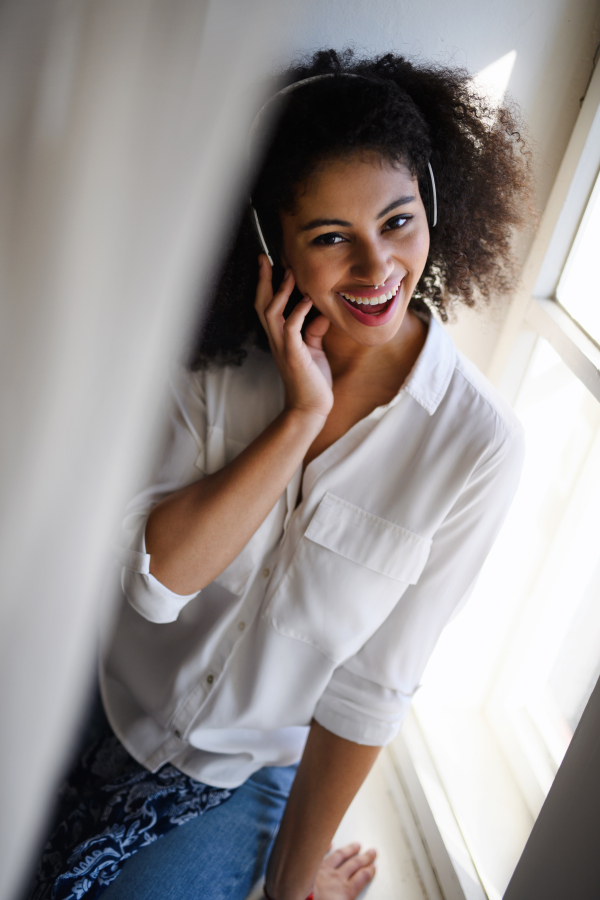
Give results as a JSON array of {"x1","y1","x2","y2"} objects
[
  {"x1": 507, "y1": 339, "x2": 600, "y2": 769},
  {"x1": 556, "y1": 170, "x2": 600, "y2": 345},
  {"x1": 413, "y1": 336, "x2": 600, "y2": 896}
]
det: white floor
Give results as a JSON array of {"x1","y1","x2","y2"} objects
[{"x1": 248, "y1": 749, "x2": 441, "y2": 900}]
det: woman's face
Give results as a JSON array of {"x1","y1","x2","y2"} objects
[{"x1": 279, "y1": 152, "x2": 431, "y2": 347}]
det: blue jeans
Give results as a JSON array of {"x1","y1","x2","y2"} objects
[
  {"x1": 100, "y1": 762, "x2": 297, "y2": 900},
  {"x1": 29, "y1": 688, "x2": 297, "y2": 900}
]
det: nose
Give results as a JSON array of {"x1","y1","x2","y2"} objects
[{"x1": 350, "y1": 238, "x2": 394, "y2": 286}]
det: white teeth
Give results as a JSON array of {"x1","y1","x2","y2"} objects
[{"x1": 340, "y1": 284, "x2": 400, "y2": 307}]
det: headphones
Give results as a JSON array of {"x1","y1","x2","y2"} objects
[{"x1": 248, "y1": 73, "x2": 438, "y2": 266}]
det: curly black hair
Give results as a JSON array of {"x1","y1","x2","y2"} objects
[{"x1": 190, "y1": 49, "x2": 532, "y2": 369}]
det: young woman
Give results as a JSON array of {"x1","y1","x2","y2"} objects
[{"x1": 32, "y1": 49, "x2": 531, "y2": 900}]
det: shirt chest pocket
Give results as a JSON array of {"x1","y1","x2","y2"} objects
[{"x1": 263, "y1": 492, "x2": 432, "y2": 664}]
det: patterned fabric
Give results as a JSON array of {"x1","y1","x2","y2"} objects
[{"x1": 30, "y1": 731, "x2": 234, "y2": 900}]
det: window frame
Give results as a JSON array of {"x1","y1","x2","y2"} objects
[{"x1": 490, "y1": 59, "x2": 600, "y2": 404}]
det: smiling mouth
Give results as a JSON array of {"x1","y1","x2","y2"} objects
[{"x1": 338, "y1": 283, "x2": 401, "y2": 314}]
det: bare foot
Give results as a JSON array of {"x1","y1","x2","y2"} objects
[{"x1": 314, "y1": 843, "x2": 377, "y2": 899}]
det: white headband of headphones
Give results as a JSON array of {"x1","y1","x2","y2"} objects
[{"x1": 250, "y1": 72, "x2": 437, "y2": 264}]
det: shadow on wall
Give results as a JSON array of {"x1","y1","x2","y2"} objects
[{"x1": 0, "y1": 0, "x2": 281, "y2": 897}]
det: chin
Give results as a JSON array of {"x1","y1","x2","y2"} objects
[{"x1": 347, "y1": 319, "x2": 405, "y2": 346}]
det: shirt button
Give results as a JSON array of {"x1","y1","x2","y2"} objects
[
  {"x1": 262, "y1": 567, "x2": 270, "y2": 578},
  {"x1": 238, "y1": 621, "x2": 245, "y2": 631},
  {"x1": 206, "y1": 674, "x2": 214, "y2": 685}
]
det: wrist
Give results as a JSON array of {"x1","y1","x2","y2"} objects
[{"x1": 280, "y1": 405, "x2": 327, "y2": 439}]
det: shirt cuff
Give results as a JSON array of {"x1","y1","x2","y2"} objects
[
  {"x1": 116, "y1": 521, "x2": 199, "y2": 624},
  {"x1": 121, "y1": 566, "x2": 200, "y2": 624},
  {"x1": 313, "y1": 666, "x2": 415, "y2": 746}
]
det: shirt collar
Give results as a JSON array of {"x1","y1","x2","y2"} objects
[{"x1": 403, "y1": 314, "x2": 456, "y2": 415}]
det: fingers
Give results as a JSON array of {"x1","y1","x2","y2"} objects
[
  {"x1": 322, "y1": 843, "x2": 362, "y2": 870},
  {"x1": 319, "y1": 844, "x2": 377, "y2": 900},
  {"x1": 254, "y1": 257, "x2": 294, "y2": 319},
  {"x1": 304, "y1": 312, "x2": 330, "y2": 351},
  {"x1": 254, "y1": 255, "x2": 272, "y2": 315},
  {"x1": 348, "y1": 861, "x2": 376, "y2": 894},
  {"x1": 255, "y1": 258, "x2": 296, "y2": 354},
  {"x1": 338, "y1": 848, "x2": 377, "y2": 879},
  {"x1": 280, "y1": 298, "x2": 314, "y2": 358},
  {"x1": 284, "y1": 296, "x2": 312, "y2": 326}
]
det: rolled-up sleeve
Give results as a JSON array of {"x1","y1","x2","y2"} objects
[
  {"x1": 314, "y1": 420, "x2": 526, "y2": 746},
  {"x1": 115, "y1": 370, "x2": 208, "y2": 624},
  {"x1": 314, "y1": 666, "x2": 415, "y2": 745}
]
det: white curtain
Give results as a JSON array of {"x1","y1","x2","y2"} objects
[{"x1": 0, "y1": 1, "x2": 281, "y2": 896}]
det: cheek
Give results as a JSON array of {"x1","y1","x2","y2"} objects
[
  {"x1": 282, "y1": 238, "x2": 311, "y2": 278},
  {"x1": 405, "y1": 231, "x2": 430, "y2": 278},
  {"x1": 417, "y1": 228, "x2": 431, "y2": 262},
  {"x1": 291, "y1": 253, "x2": 333, "y2": 294}
]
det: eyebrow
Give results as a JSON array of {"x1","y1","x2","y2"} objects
[
  {"x1": 299, "y1": 196, "x2": 416, "y2": 231},
  {"x1": 377, "y1": 196, "x2": 416, "y2": 218}
]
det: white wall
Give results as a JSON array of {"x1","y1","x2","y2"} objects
[{"x1": 0, "y1": 1, "x2": 280, "y2": 897}]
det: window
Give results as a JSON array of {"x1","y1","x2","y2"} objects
[
  {"x1": 556, "y1": 170, "x2": 600, "y2": 345},
  {"x1": 390, "y1": 59, "x2": 600, "y2": 900}
]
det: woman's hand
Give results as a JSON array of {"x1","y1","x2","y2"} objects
[
  {"x1": 146, "y1": 257, "x2": 334, "y2": 595},
  {"x1": 314, "y1": 844, "x2": 377, "y2": 899},
  {"x1": 255, "y1": 255, "x2": 333, "y2": 421}
]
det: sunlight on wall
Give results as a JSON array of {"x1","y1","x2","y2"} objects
[{"x1": 471, "y1": 50, "x2": 517, "y2": 108}]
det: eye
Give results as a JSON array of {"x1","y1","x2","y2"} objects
[
  {"x1": 383, "y1": 214, "x2": 412, "y2": 231},
  {"x1": 311, "y1": 232, "x2": 347, "y2": 246}
]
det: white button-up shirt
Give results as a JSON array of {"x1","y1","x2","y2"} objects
[{"x1": 101, "y1": 317, "x2": 524, "y2": 788}]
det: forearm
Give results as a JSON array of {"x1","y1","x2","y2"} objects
[
  {"x1": 265, "y1": 722, "x2": 381, "y2": 900},
  {"x1": 145, "y1": 407, "x2": 324, "y2": 594}
]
